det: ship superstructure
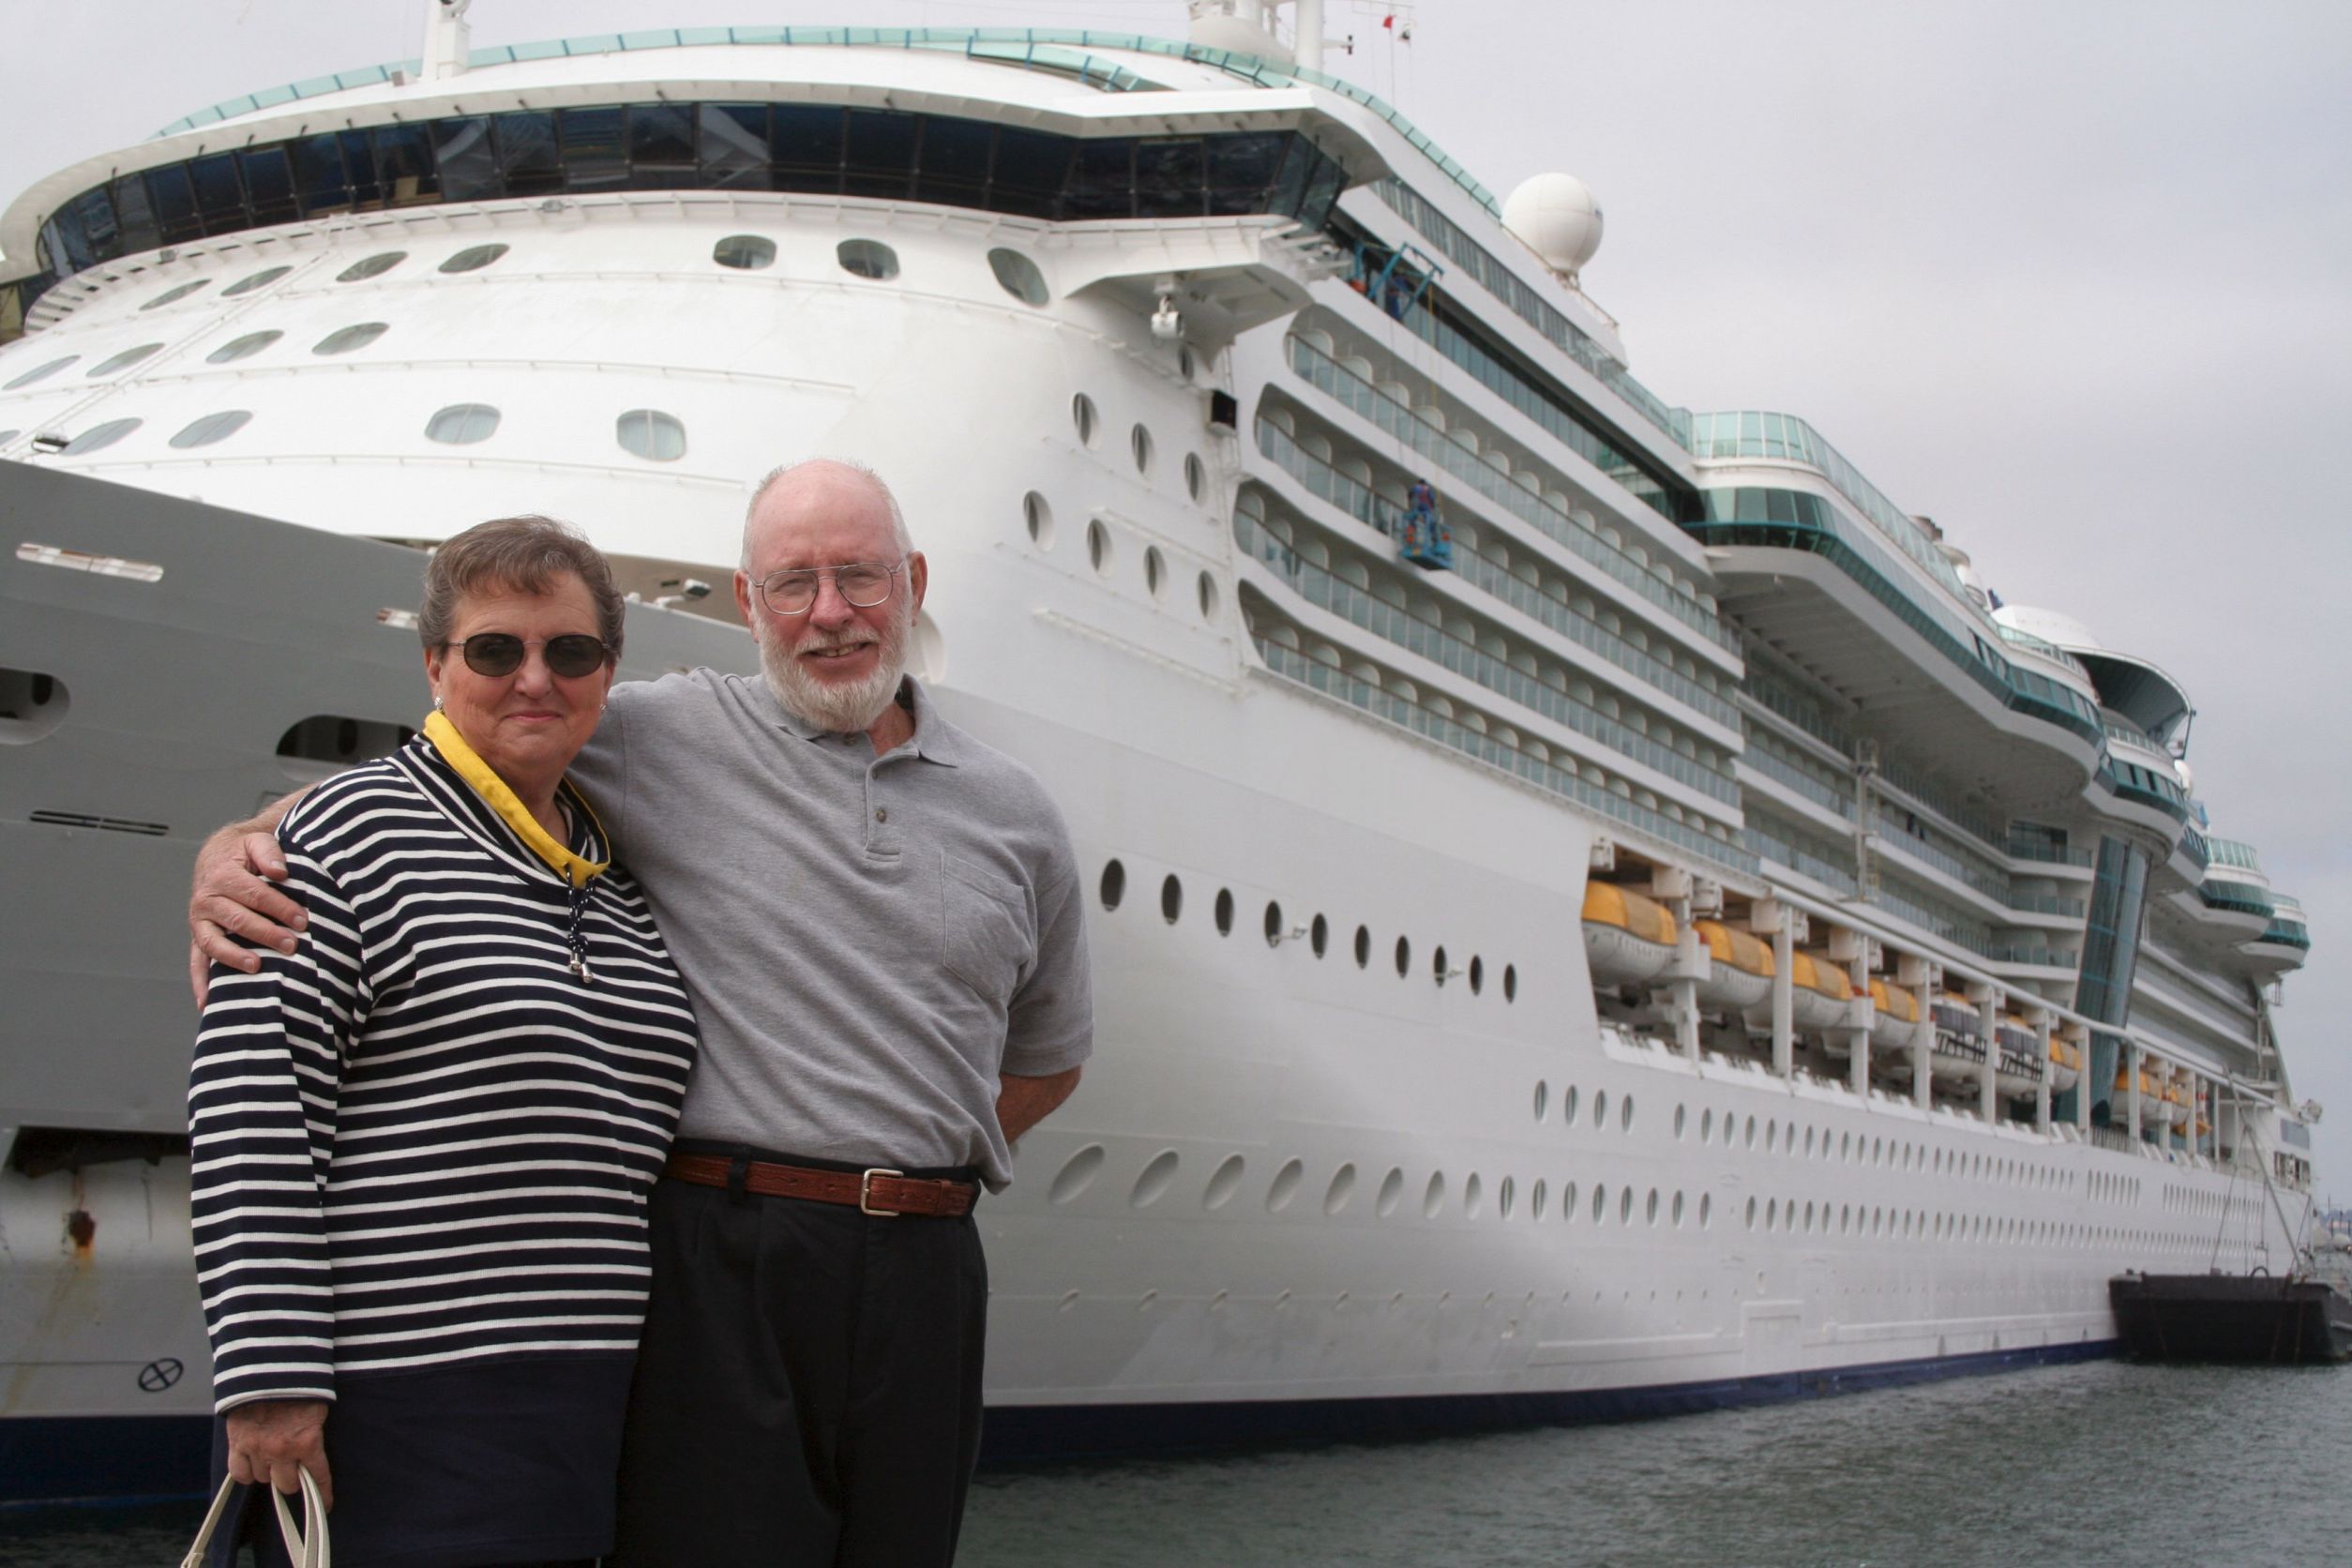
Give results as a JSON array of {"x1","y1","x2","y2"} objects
[{"x1": 0, "y1": 1, "x2": 2319, "y2": 1498}]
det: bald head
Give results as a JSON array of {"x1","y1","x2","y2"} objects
[{"x1": 741, "y1": 459, "x2": 912, "y2": 570}]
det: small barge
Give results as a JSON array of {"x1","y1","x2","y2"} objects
[{"x1": 2109, "y1": 1273, "x2": 2352, "y2": 1364}]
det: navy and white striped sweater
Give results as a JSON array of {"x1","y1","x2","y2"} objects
[{"x1": 188, "y1": 732, "x2": 698, "y2": 1412}]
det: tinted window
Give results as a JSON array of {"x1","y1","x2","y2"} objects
[
  {"x1": 770, "y1": 106, "x2": 844, "y2": 186},
  {"x1": 207, "y1": 330, "x2": 282, "y2": 364},
  {"x1": 170, "y1": 410, "x2": 253, "y2": 449},
  {"x1": 439, "y1": 244, "x2": 508, "y2": 275},
  {"x1": 844, "y1": 110, "x2": 917, "y2": 199},
  {"x1": 290, "y1": 134, "x2": 349, "y2": 216},
  {"x1": 837, "y1": 239, "x2": 898, "y2": 280},
  {"x1": 628, "y1": 104, "x2": 696, "y2": 188},
  {"x1": 425, "y1": 404, "x2": 500, "y2": 445},
  {"x1": 915, "y1": 116, "x2": 991, "y2": 205},
  {"x1": 494, "y1": 112, "x2": 563, "y2": 196},
  {"x1": 144, "y1": 164, "x2": 202, "y2": 245},
  {"x1": 108, "y1": 174, "x2": 160, "y2": 256},
  {"x1": 372, "y1": 123, "x2": 441, "y2": 205},
  {"x1": 713, "y1": 234, "x2": 776, "y2": 270},
  {"x1": 1135, "y1": 139, "x2": 1206, "y2": 219},
  {"x1": 1065, "y1": 139, "x2": 1134, "y2": 219},
  {"x1": 558, "y1": 107, "x2": 626, "y2": 190},
  {"x1": 189, "y1": 154, "x2": 245, "y2": 233},
  {"x1": 988, "y1": 248, "x2": 1048, "y2": 307},
  {"x1": 339, "y1": 128, "x2": 384, "y2": 207},
  {"x1": 63, "y1": 418, "x2": 142, "y2": 456},
  {"x1": 991, "y1": 127, "x2": 1070, "y2": 219},
  {"x1": 1208, "y1": 132, "x2": 1287, "y2": 217},
  {"x1": 701, "y1": 105, "x2": 772, "y2": 189},
  {"x1": 236, "y1": 146, "x2": 295, "y2": 224},
  {"x1": 432, "y1": 117, "x2": 496, "y2": 202}
]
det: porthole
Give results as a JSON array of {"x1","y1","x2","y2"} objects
[
  {"x1": 1766, "y1": 1119, "x2": 1779, "y2": 1152},
  {"x1": 220, "y1": 265, "x2": 291, "y2": 297},
  {"x1": 1262, "y1": 900, "x2": 1283, "y2": 948},
  {"x1": 1533, "y1": 1081, "x2": 1549, "y2": 1123},
  {"x1": 1423, "y1": 1172, "x2": 1447, "y2": 1220},
  {"x1": 987, "y1": 247, "x2": 1049, "y2": 306},
  {"x1": 615, "y1": 409, "x2": 686, "y2": 462},
  {"x1": 1072, "y1": 393, "x2": 1099, "y2": 447},
  {"x1": 1214, "y1": 887, "x2": 1234, "y2": 936},
  {"x1": 1594, "y1": 1091, "x2": 1609, "y2": 1128},
  {"x1": 206, "y1": 330, "x2": 281, "y2": 364},
  {"x1": 1184, "y1": 451, "x2": 1207, "y2": 503},
  {"x1": 1309, "y1": 913, "x2": 1328, "y2": 957},
  {"x1": 1432, "y1": 944, "x2": 1449, "y2": 985},
  {"x1": 312, "y1": 322, "x2": 388, "y2": 355},
  {"x1": 1159, "y1": 873, "x2": 1182, "y2": 925},
  {"x1": 1376, "y1": 1167, "x2": 1404, "y2": 1218},
  {"x1": 1744, "y1": 1115, "x2": 1758, "y2": 1149},
  {"x1": 1767, "y1": 1199, "x2": 1779, "y2": 1230},
  {"x1": 337, "y1": 250, "x2": 407, "y2": 282},
  {"x1": 1267, "y1": 1158, "x2": 1304, "y2": 1212},
  {"x1": 1130, "y1": 422, "x2": 1154, "y2": 475},
  {"x1": 1701, "y1": 1108, "x2": 1714, "y2": 1142},
  {"x1": 62, "y1": 418, "x2": 141, "y2": 455},
  {"x1": 713, "y1": 234, "x2": 776, "y2": 270},
  {"x1": 0, "y1": 668, "x2": 71, "y2": 744},
  {"x1": 1562, "y1": 1085, "x2": 1580, "y2": 1125},
  {"x1": 1323, "y1": 1164, "x2": 1357, "y2": 1215},
  {"x1": 1048, "y1": 1144, "x2": 1105, "y2": 1205},
  {"x1": 5, "y1": 355, "x2": 77, "y2": 388},
  {"x1": 1129, "y1": 1150, "x2": 1180, "y2": 1209},
  {"x1": 1023, "y1": 492, "x2": 1054, "y2": 549},
  {"x1": 1464, "y1": 1173, "x2": 1485, "y2": 1218},
  {"x1": 1531, "y1": 1179, "x2": 1547, "y2": 1220},
  {"x1": 142, "y1": 279, "x2": 209, "y2": 310},
  {"x1": 1621, "y1": 1096, "x2": 1636, "y2": 1132},
  {"x1": 424, "y1": 403, "x2": 499, "y2": 445},
  {"x1": 1503, "y1": 963, "x2": 1518, "y2": 1002},
  {"x1": 1394, "y1": 935, "x2": 1410, "y2": 977},
  {"x1": 1562, "y1": 1181, "x2": 1579, "y2": 1220},
  {"x1": 1673, "y1": 1106, "x2": 1687, "y2": 1140},
  {"x1": 1352, "y1": 925, "x2": 1370, "y2": 968},
  {"x1": 1197, "y1": 570, "x2": 1220, "y2": 621},
  {"x1": 168, "y1": 410, "x2": 252, "y2": 449},
  {"x1": 440, "y1": 243, "x2": 510, "y2": 274},
  {"x1": 1143, "y1": 545, "x2": 1166, "y2": 599},
  {"x1": 1803, "y1": 1127, "x2": 1816, "y2": 1157},
  {"x1": 1745, "y1": 1197, "x2": 1757, "y2": 1230},
  {"x1": 1591, "y1": 1184, "x2": 1607, "y2": 1224},
  {"x1": 1203, "y1": 1153, "x2": 1246, "y2": 1211},
  {"x1": 1500, "y1": 1177, "x2": 1516, "y2": 1219},
  {"x1": 87, "y1": 343, "x2": 162, "y2": 378},
  {"x1": 1098, "y1": 859, "x2": 1126, "y2": 911},
  {"x1": 1699, "y1": 1194, "x2": 1712, "y2": 1229},
  {"x1": 1469, "y1": 956, "x2": 1485, "y2": 994},
  {"x1": 1646, "y1": 1188, "x2": 1660, "y2": 1226},
  {"x1": 1086, "y1": 519, "x2": 1111, "y2": 575}
]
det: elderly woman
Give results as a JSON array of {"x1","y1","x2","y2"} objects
[{"x1": 188, "y1": 517, "x2": 698, "y2": 1568}]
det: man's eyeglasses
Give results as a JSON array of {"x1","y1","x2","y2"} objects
[
  {"x1": 754, "y1": 559, "x2": 903, "y2": 617},
  {"x1": 443, "y1": 632, "x2": 611, "y2": 679}
]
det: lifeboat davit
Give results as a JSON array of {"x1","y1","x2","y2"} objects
[
  {"x1": 1690, "y1": 918, "x2": 1772, "y2": 1010},
  {"x1": 1581, "y1": 882, "x2": 1678, "y2": 986},
  {"x1": 1867, "y1": 977, "x2": 1921, "y2": 1053}
]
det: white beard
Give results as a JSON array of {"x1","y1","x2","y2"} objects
[{"x1": 756, "y1": 611, "x2": 910, "y2": 734}]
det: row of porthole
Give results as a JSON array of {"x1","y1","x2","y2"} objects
[
  {"x1": 1068, "y1": 394, "x2": 1208, "y2": 501},
  {"x1": 7, "y1": 320, "x2": 391, "y2": 387},
  {"x1": 716, "y1": 233, "x2": 1053, "y2": 307},
  {"x1": 1057, "y1": 1144, "x2": 1702, "y2": 1229},
  {"x1": 1028, "y1": 495, "x2": 1224, "y2": 623},
  {"x1": 121, "y1": 244, "x2": 511, "y2": 317},
  {"x1": 1095, "y1": 858, "x2": 1518, "y2": 1000},
  {"x1": 2088, "y1": 1171, "x2": 2142, "y2": 1203},
  {"x1": 1737, "y1": 1199, "x2": 2193, "y2": 1248},
  {"x1": 16, "y1": 404, "x2": 689, "y2": 460}
]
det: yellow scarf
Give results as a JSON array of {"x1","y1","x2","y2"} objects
[{"x1": 423, "y1": 710, "x2": 610, "y2": 889}]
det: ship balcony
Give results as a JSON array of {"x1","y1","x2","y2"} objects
[
  {"x1": 2083, "y1": 753, "x2": 2193, "y2": 848},
  {"x1": 2245, "y1": 895, "x2": 2312, "y2": 972}
]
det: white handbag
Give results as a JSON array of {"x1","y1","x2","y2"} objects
[{"x1": 180, "y1": 1469, "x2": 332, "y2": 1568}]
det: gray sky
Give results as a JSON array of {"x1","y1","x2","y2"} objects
[{"x1": 6, "y1": 0, "x2": 2346, "y2": 1185}]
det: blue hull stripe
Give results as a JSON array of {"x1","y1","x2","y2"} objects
[{"x1": 1, "y1": 1340, "x2": 2114, "y2": 1506}]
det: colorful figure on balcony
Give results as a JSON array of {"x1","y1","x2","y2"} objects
[{"x1": 1400, "y1": 477, "x2": 1453, "y2": 569}]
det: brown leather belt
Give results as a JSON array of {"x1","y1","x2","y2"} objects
[{"x1": 664, "y1": 1152, "x2": 976, "y2": 1218}]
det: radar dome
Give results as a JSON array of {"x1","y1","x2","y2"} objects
[{"x1": 1503, "y1": 173, "x2": 1604, "y2": 279}]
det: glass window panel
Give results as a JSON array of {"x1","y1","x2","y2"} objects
[
  {"x1": 843, "y1": 110, "x2": 918, "y2": 199},
  {"x1": 628, "y1": 103, "x2": 697, "y2": 188},
  {"x1": 189, "y1": 153, "x2": 246, "y2": 232},
  {"x1": 493, "y1": 112, "x2": 563, "y2": 196},
  {"x1": 988, "y1": 127, "x2": 1070, "y2": 218},
  {"x1": 220, "y1": 265, "x2": 291, "y2": 298},
  {"x1": 237, "y1": 147, "x2": 295, "y2": 223},
  {"x1": 5, "y1": 355, "x2": 78, "y2": 390},
  {"x1": 144, "y1": 164, "x2": 201, "y2": 245},
  {"x1": 339, "y1": 128, "x2": 383, "y2": 207},
  {"x1": 108, "y1": 175, "x2": 159, "y2": 257},
  {"x1": 987, "y1": 248, "x2": 1049, "y2": 307},
  {"x1": 712, "y1": 234, "x2": 776, "y2": 270},
  {"x1": 615, "y1": 409, "x2": 686, "y2": 461},
  {"x1": 915, "y1": 116, "x2": 992, "y2": 206},
  {"x1": 836, "y1": 238, "x2": 898, "y2": 280},
  {"x1": 372, "y1": 124, "x2": 440, "y2": 205},
  {"x1": 63, "y1": 417, "x2": 141, "y2": 455},
  {"x1": 312, "y1": 321, "x2": 388, "y2": 355},
  {"x1": 769, "y1": 106, "x2": 844, "y2": 189},
  {"x1": 68, "y1": 188, "x2": 119, "y2": 265},
  {"x1": 700, "y1": 104, "x2": 772, "y2": 189},
  {"x1": 289, "y1": 133, "x2": 348, "y2": 215},
  {"x1": 425, "y1": 403, "x2": 500, "y2": 445},
  {"x1": 1765, "y1": 488, "x2": 1797, "y2": 524},
  {"x1": 1298, "y1": 149, "x2": 1349, "y2": 230},
  {"x1": 140, "y1": 279, "x2": 208, "y2": 311},
  {"x1": 207, "y1": 330, "x2": 281, "y2": 364},
  {"x1": 1267, "y1": 135, "x2": 1313, "y2": 219},
  {"x1": 1206, "y1": 131, "x2": 1286, "y2": 216},
  {"x1": 432, "y1": 117, "x2": 497, "y2": 202},
  {"x1": 1134, "y1": 139, "x2": 1205, "y2": 219},
  {"x1": 557, "y1": 107, "x2": 626, "y2": 190},
  {"x1": 439, "y1": 243, "x2": 508, "y2": 274},
  {"x1": 1064, "y1": 138, "x2": 1134, "y2": 219},
  {"x1": 170, "y1": 410, "x2": 253, "y2": 449},
  {"x1": 336, "y1": 251, "x2": 407, "y2": 282}
]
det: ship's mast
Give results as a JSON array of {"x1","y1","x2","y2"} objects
[{"x1": 423, "y1": 0, "x2": 474, "y2": 82}]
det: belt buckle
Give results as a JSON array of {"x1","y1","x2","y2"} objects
[{"x1": 859, "y1": 1167, "x2": 905, "y2": 1217}]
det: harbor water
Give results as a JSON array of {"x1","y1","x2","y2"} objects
[{"x1": 6, "y1": 1358, "x2": 2344, "y2": 1566}]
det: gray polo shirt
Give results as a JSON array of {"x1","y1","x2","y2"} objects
[{"x1": 566, "y1": 669, "x2": 1093, "y2": 1190}]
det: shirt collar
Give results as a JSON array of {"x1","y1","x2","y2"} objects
[{"x1": 763, "y1": 674, "x2": 963, "y2": 767}]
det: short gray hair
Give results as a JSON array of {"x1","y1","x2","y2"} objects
[
  {"x1": 741, "y1": 458, "x2": 913, "y2": 568},
  {"x1": 419, "y1": 515, "x2": 626, "y2": 659}
]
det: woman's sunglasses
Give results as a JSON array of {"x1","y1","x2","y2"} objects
[{"x1": 444, "y1": 632, "x2": 611, "y2": 679}]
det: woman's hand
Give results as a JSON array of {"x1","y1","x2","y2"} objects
[{"x1": 224, "y1": 1397, "x2": 334, "y2": 1512}]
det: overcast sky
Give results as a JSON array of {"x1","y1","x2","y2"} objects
[{"x1": 6, "y1": 0, "x2": 2346, "y2": 1184}]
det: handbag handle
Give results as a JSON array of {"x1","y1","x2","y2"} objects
[{"x1": 179, "y1": 1470, "x2": 332, "y2": 1568}]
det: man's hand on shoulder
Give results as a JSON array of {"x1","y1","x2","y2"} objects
[{"x1": 188, "y1": 792, "x2": 309, "y2": 1006}]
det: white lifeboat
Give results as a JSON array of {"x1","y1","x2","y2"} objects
[
  {"x1": 1929, "y1": 993, "x2": 1984, "y2": 1084},
  {"x1": 1867, "y1": 978, "x2": 1922, "y2": 1053},
  {"x1": 2047, "y1": 1034, "x2": 2081, "y2": 1093},
  {"x1": 1993, "y1": 1015, "x2": 2043, "y2": 1098},
  {"x1": 1581, "y1": 882, "x2": 1678, "y2": 986},
  {"x1": 1690, "y1": 918, "x2": 1772, "y2": 1011},
  {"x1": 1742, "y1": 950, "x2": 1854, "y2": 1034}
]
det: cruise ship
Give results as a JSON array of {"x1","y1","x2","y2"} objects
[{"x1": 0, "y1": 0, "x2": 2322, "y2": 1503}]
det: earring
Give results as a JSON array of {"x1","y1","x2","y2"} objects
[{"x1": 432, "y1": 694, "x2": 445, "y2": 711}]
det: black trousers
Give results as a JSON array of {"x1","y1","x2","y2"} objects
[{"x1": 611, "y1": 1156, "x2": 989, "y2": 1567}]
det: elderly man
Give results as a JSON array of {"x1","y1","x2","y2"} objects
[{"x1": 190, "y1": 460, "x2": 1093, "y2": 1566}]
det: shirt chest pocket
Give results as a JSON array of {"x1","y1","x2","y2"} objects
[{"x1": 940, "y1": 852, "x2": 1035, "y2": 1006}]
